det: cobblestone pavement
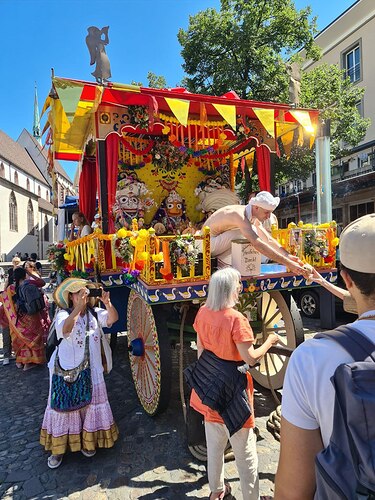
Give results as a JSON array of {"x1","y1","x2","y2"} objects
[{"x1": 0, "y1": 311, "x2": 352, "y2": 500}]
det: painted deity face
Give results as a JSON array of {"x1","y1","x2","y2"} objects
[
  {"x1": 117, "y1": 193, "x2": 142, "y2": 214},
  {"x1": 166, "y1": 199, "x2": 183, "y2": 217}
]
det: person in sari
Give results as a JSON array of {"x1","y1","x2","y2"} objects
[
  {"x1": 40, "y1": 278, "x2": 119, "y2": 469},
  {"x1": 0, "y1": 267, "x2": 50, "y2": 371}
]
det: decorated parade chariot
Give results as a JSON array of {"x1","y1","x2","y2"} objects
[{"x1": 44, "y1": 77, "x2": 338, "y2": 428}]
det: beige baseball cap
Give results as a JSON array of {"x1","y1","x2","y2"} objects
[{"x1": 339, "y1": 213, "x2": 375, "y2": 273}]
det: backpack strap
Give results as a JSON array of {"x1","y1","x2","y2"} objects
[{"x1": 315, "y1": 324, "x2": 375, "y2": 362}]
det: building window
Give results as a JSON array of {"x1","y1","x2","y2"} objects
[
  {"x1": 26, "y1": 178, "x2": 30, "y2": 191},
  {"x1": 332, "y1": 207, "x2": 343, "y2": 224},
  {"x1": 38, "y1": 185, "x2": 41, "y2": 197},
  {"x1": 46, "y1": 189, "x2": 49, "y2": 201},
  {"x1": 27, "y1": 199, "x2": 34, "y2": 235},
  {"x1": 349, "y1": 201, "x2": 374, "y2": 222},
  {"x1": 9, "y1": 191, "x2": 18, "y2": 231},
  {"x1": 0, "y1": 163, "x2": 4, "y2": 178},
  {"x1": 43, "y1": 215, "x2": 49, "y2": 241},
  {"x1": 14, "y1": 171, "x2": 19, "y2": 185},
  {"x1": 343, "y1": 43, "x2": 361, "y2": 83},
  {"x1": 356, "y1": 99, "x2": 364, "y2": 118}
]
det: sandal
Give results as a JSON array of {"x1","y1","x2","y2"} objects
[
  {"x1": 81, "y1": 449, "x2": 96, "y2": 458},
  {"x1": 23, "y1": 363, "x2": 38, "y2": 371},
  {"x1": 209, "y1": 482, "x2": 231, "y2": 499},
  {"x1": 47, "y1": 454, "x2": 63, "y2": 469}
]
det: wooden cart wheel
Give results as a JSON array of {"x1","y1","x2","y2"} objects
[
  {"x1": 127, "y1": 290, "x2": 172, "y2": 416},
  {"x1": 250, "y1": 291, "x2": 303, "y2": 390}
]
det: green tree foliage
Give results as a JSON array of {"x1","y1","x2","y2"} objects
[
  {"x1": 300, "y1": 63, "x2": 370, "y2": 159},
  {"x1": 178, "y1": 1, "x2": 370, "y2": 184},
  {"x1": 178, "y1": 0, "x2": 319, "y2": 100},
  {"x1": 275, "y1": 65, "x2": 370, "y2": 183},
  {"x1": 130, "y1": 72, "x2": 167, "y2": 89},
  {"x1": 147, "y1": 72, "x2": 167, "y2": 89}
]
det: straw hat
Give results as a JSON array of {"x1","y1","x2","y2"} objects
[{"x1": 53, "y1": 278, "x2": 90, "y2": 309}]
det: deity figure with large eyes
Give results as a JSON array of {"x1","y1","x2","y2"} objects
[
  {"x1": 113, "y1": 175, "x2": 154, "y2": 229},
  {"x1": 152, "y1": 190, "x2": 190, "y2": 235}
]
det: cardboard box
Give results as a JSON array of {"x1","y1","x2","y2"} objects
[{"x1": 231, "y1": 239, "x2": 261, "y2": 276}]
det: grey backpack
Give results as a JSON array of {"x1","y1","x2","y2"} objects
[{"x1": 314, "y1": 325, "x2": 375, "y2": 499}]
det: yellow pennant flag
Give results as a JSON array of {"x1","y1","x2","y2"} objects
[
  {"x1": 212, "y1": 103, "x2": 236, "y2": 130},
  {"x1": 290, "y1": 110, "x2": 315, "y2": 134},
  {"x1": 41, "y1": 96, "x2": 51, "y2": 118},
  {"x1": 54, "y1": 79, "x2": 84, "y2": 123},
  {"x1": 165, "y1": 98, "x2": 190, "y2": 126},
  {"x1": 253, "y1": 108, "x2": 275, "y2": 138},
  {"x1": 41, "y1": 118, "x2": 50, "y2": 136}
]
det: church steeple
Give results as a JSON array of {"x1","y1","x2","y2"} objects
[{"x1": 33, "y1": 83, "x2": 42, "y2": 145}]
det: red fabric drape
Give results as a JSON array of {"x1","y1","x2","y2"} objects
[
  {"x1": 256, "y1": 145, "x2": 271, "y2": 192},
  {"x1": 79, "y1": 158, "x2": 97, "y2": 224},
  {"x1": 105, "y1": 134, "x2": 119, "y2": 234}
]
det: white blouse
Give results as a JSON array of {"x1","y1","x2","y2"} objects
[{"x1": 53, "y1": 308, "x2": 108, "y2": 371}]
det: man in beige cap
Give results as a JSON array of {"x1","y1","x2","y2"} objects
[
  {"x1": 204, "y1": 191, "x2": 308, "y2": 275},
  {"x1": 275, "y1": 213, "x2": 375, "y2": 498}
]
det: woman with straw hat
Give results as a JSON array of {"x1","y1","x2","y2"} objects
[{"x1": 40, "y1": 278, "x2": 119, "y2": 469}]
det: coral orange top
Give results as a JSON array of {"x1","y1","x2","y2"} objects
[{"x1": 190, "y1": 306, "x2": 255, "y2": 428}]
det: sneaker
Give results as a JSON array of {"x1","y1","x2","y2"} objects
[
  {"x1": 47, "y1": 454, "x2": 63, "y2": 469},
  {"x1": 81, "y1": 449, "x2": 96, "y2": 458},
  {"x1": 2, "y1": 358, "x2": 9, "y2": 366}
]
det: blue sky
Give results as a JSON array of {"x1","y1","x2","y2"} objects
[{"x1": 1, "y1": 0, "x2": 355, "y2": 180}]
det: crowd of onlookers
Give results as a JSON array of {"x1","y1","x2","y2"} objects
[
  {"x1": 1, "y1": 212, "x2": 374, "y2": 498},
  {"x1": 0, "y1": 253, "x2": 46, "y2": 368}
]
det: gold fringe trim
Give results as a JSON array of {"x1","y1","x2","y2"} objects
[{"x1": 40, "y1": 423, "x2": 119, "y2": 455}]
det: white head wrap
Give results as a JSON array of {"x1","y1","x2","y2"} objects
[{"x1": 248, "y1": 191, "x2": 280, "y2": 211}]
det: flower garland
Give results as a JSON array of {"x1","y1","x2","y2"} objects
[
  {"x1": 115, "y1": 235, "x2": 134, "y2": 263},
  {"x1": 127, "y1": 105, "x2": 149, "y2": 130},
  {"x1": 118, "y1": 160, "x2": 146, "y2": 170},
  {"x1": 236, "y1": 279, "x2": 262, "y2": 322},
  {"x1": 46, "y1": 242, "x2": 69, "y2": 279},
  {"x1": 170, "y1": 234, "x2": 199, "y2": 272},
  {"x1": 303, "y1": 231, "x2": 331, "y2": 263},
  {"x1": 121, "y1": 268, "x2": 141, "y2": 285},
  {"x1": 152, "y1": 140, "x2": 188, "y2": 171},
  {"x1": 116, "y1": 226, "x2": 150, "y2": 271}
]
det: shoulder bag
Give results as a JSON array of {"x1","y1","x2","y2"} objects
[{"x1": 50, "y1": 310, "x2": 92, "y2": 412}]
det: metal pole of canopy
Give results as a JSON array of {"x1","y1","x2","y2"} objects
[
  {"x1": 97, "y1": 140, "x2": 109, "y2": 234},
  {"x1": 315, "y1": 120, "x2": 332, "y2": 223}
]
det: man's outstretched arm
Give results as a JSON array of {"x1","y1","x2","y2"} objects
[{"x1": 237, "y1": 218, "x2": 308, "y2": 275}]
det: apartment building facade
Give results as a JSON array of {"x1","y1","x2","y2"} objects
[{"x1": 276, "y1": 0, "x2": 375, "y2": 230}]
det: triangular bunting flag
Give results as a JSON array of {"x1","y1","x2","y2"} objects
[
  {"x1": 212, "y1": 103, "x2": 236, "y2": 130},
  {"x1": 41, "y1": 118, "x2": 50, "y2": 136},
  {"x1": 253, "y1": 108, "x2": 275, "y2": 138},
  {"x1": 165, "y1": 98, "x2": 190, "y2": 126},
  {"x1": 290, "y1": 110, "x2": 315, "y2": 134},
  {"x1": 54, "y1": 79, "x2": 84, "y2": 123},
  {"x1": 41, "y1": 96, "x2": 51, "y2": 118}
]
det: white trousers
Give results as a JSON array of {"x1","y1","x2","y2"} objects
[
  {"x1": 205, "y1": 422, "x2": 259, "y2": 500},
  {"x1": 210, "y1": 229, "x2": 243, "y2": 258}
]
